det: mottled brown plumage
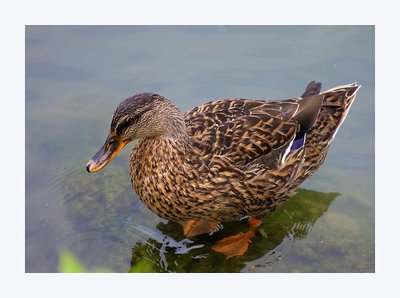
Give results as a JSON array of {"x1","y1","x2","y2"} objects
[{"x1": 87, "y1": 81, "x2": 360, "y2": 226}]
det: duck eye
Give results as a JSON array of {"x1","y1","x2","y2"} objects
[{"x1": 115, "y1": 115, "x2": 140, "y2": 136}]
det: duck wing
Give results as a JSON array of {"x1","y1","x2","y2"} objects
[{"x1": 185, "y1": 94, "x2": 324, "y2": 168}]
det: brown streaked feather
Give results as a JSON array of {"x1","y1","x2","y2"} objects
[{"x1": 185, "y1": 94, "x2": 323, "y2": 168}]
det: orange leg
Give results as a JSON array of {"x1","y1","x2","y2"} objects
[
  {"x1": 181, "y1": 220, "x2": 220, "y2": 237},
  {"x1": 212, "y1": 217, "x2": 262, "y2": 259}
]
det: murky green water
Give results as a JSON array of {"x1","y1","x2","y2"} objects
[{"x1": 26, "y1": 25, "x2": 374, "y2": 272}]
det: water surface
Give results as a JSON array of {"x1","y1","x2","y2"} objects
[{"x1": 26, "y1": 25, "x2": 374, "y2": 272}]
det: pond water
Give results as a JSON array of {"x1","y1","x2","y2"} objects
[{"x1": 25, "y1": 26, "x2": 374, "y2": 273}]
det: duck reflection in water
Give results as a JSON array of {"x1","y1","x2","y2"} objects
[
  {"x1": 129, "y1": 189, "x2": 338, "y2": 273},
  {"x1": 87, "y1": 81, "x2": 359, "y2": 258}
]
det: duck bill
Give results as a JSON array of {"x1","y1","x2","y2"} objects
[{"x1": 86, "y1": 136, "x2": 127, "y2": 173}]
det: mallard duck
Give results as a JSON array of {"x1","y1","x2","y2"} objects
[{"x1": 86, "y1": 81, "x2": 360, "y2": 258}]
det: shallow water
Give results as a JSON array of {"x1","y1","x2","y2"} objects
[{"x1": 25, "y1": 25, "x2": 374, "y2": 272}]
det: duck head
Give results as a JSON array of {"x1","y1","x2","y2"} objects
[{"x1": 86, "y1": 92, "x2": 184, "y2": 173}]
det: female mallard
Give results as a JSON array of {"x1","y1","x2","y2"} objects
[{"x1": 87, "y1": 81, "x2": 360, "y2": 257}]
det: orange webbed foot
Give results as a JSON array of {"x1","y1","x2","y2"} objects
[
  {"x1": 181, "y1": 220, "x2": 219, "y2": 237},
  {"x1": 211, "y1": 217, "x2": 262, "y2": 259}
]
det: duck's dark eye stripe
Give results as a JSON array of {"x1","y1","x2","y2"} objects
[
  {"x1": 114, "y1": 106, "x2": 152, "y2": 136},
  {"x1": 116, "y1": 115, "x2": 140, "y2": 135}
]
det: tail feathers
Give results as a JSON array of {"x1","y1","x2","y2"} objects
[
  {"x1": 319, "y1": 83, "x2": 361, "y2": 136},
  {"x1": 321, "y1": 82, "x2": 361, "y2": 108},
  {"x1": 288, "y1": 82, "x2": 361, "y2": 190}
]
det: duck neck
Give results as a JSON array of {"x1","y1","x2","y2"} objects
[{"x1": 160, "y1": 106, "x2": 191, "y2": 144}]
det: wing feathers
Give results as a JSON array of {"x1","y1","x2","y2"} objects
[
  {"x1": 185, "y1": 99, "x2": 302, "y2": 167},
  {"x1": 292, "y1": 95, "x2": 324, "y2": 129}
]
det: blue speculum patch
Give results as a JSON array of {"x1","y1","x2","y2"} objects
[{"x1": 291, "y1": 129, "x2": 306, "y2": 150}]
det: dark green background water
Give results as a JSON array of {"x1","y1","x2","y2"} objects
[{"x1": 25, "y1": 26, "x2": 374, "y2": 272}]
